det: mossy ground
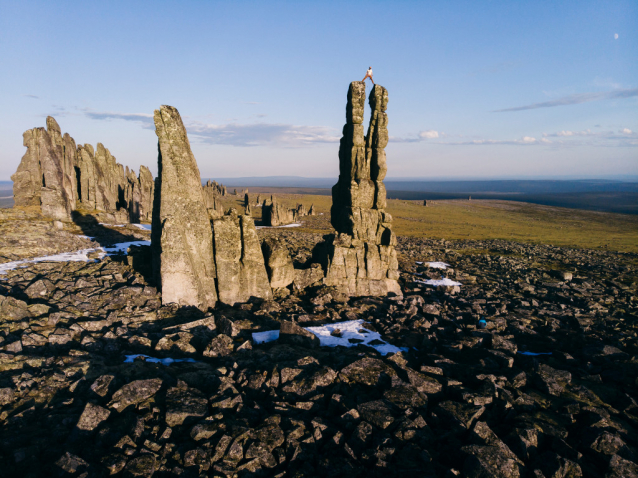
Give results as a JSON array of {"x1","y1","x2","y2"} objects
[{"x1": 220, "y1": 192, "x2": 638, "y2": 254}]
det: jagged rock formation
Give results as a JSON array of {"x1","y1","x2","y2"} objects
[
  {"x1": 262, "y1": 197, "x2": 307, "y2": 226},
  {"x1": 323, "y1": 82, "x2": 401, "y2": 297},
  {"x1": 423, "y1": 200, "x2": 428, "y2": 207},
  {"x1": 12, "y1": 116, "x2": 153, "y2": 223},
  {"x1": 262, "y1": 237, "x2": 295, "y2": 288},
  {"x1": 308, "y1": 204, "x2": 316, "y2": 215},
  {"x1": 152, "y1": 106, "x2": 272, "y2": 309},
  {"x1": 203, "y1": 180, "x2": 226, "y2": 197},
  {"x1": 202, "y1": 185, "x2": 225, "y2": 220},
  {"x1": 12, "y1": 118, "x2": 76, "y2": 221}
]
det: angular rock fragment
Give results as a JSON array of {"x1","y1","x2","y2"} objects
[
  {"x1": 76, "y1": 402, "x2": 111, "y2": 431},
  {"x1": 165, "y1": 385, "x2": 208, "y2": 426},
  {"x1": 108, "y1": 378, "x2": 163, "y2": 412},
  {"x1": 279, "y1": 320, "x2": 320, "y2": 348}
]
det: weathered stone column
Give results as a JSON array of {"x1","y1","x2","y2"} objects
[
  {"x1": 151, "y1": 105, "x2": 218, "y2": 310},
  {"x1": 323, "y1": 83, "x2": 401, "y2": 297}
]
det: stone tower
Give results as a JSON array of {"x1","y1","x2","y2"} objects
[{"x1": 323, "y1": 82, "x2": 401, "y2": 296}]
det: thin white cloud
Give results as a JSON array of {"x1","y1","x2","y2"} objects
[
  {"x1": 494, "y1": 88, "x2": 638, "y2": 112},
  {"x1": 24, "y1": 94, "x2": 39, "y2": 99},
  {"x1": 621, "y1": 128, "x2": 633, "y2": 135},
  {"x1": 419, "y1": 130, "x2": 439, "y2": 139},
  {"x1": 84, "y1": 111, "x2": 155, "y2": 127},
  {"x1": 82, "y1": 109, "x2": 339, "y2": 147},
  {"x1": 187, "y1": 122, "x2": 340, "y2": 147}
]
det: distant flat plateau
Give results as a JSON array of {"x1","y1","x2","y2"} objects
[{"x1": 211, "y1": 178, "x2": 638, "y2": 215}]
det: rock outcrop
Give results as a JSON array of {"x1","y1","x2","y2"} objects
[
  {"x1": 203, "y1": 179, "x2": 227, "y2": 196},
  {"x1": 262, "y1": 237, "x2": 295, "y2": 289},
  {"x1": 202, "y1": 184, "x2": 225, "y2": 219},
  {"x1": 262, "y1": 197, "x2": 307, "y2": 227},
  {"x1": 323, "y1": 82, "x2": 401, "y2": 297},
  {"x1": 12, "y1": 118, "x2": 76, "y2": 221},
  {"x1": 213, "y1": 212, "x2": 272, "y2": 304},
  {"x1": 12, "y1": 116, "x2": 154, "y2": 223},
  {"x1": 152, "y1": 106, "x2": 272, "y2": 309},
  {"x1": 152, "y1": 105, "x2": 219, "y2": 311}
]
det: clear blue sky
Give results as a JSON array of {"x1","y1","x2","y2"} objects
[{"x1": 1, "y1": 0, "x2": 636, "y2": 180}]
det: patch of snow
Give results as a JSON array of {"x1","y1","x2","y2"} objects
[
  {"x1": 0, "y1": 248, "x2": 105, "y2": 276},
  {"x1": 132, "y1": 224, "x2": 152, "y2": 231},
  {"x1": 256, "y1": 223, "x2": 302, "y2": 229},
  {"x1": 0, "y1": 240, "x2": 150, "y2": 276},
  {"x1": 252, "y1": 330, "x2": 280, "y2": 344},
  {"x1": 416, "y1": 277, "x2": 461, "y2": 287},
  {"x1": 102, "y1": 241, "x2": 150, "y2": 254},
  {"x1": 98, "y1": 223, "x2": 151, "y2": 231},
  {"x1": 415, "y1": 261, "x2": 449, "y2": 269},
  {"x1": 252, "y1": 319, "x2": 407, "y2": 356},
  {"x1": 124, "y1": 354, "x2": 197, "y2": 365}
]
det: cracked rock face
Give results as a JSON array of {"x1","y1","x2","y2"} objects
[
  {"x1": 151, "y1": 106, "x2": 272, "y2": 309},
  {"x1": 11, "y1": 116, "x2": 154, "y2": 224},
  {"x1": 12, "y1": 117, "x2": 75, "y2": 221},
  {"x1": 324, "y1": 83, "x2": 400, "y2": 297},
  {"x1": 212, "y1": 212, "x2": 273, "y2": 305},
  {"x1": 152, "y1": 105, "x2": 219, "y2": 310}
]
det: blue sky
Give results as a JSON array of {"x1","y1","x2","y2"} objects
[{"x1": 1, "y1": 0, "x2": 636, "y2": 180}]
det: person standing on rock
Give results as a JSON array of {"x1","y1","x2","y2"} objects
[{"x1": 362, "y1": 66, "x2": 374, "y2": 84}]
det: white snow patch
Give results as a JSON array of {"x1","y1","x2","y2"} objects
[
  {"x1": 99, "y1": 223, "x2": 126, "y2": 227},
  {"x1": 252, "y1": 330, "x2": 280, "y2": 344},
  {"x1": 124, "y1": 354, "x2": 197, "y2": 365},
  {"x1": 102, "y1": 241, "x2": 150, "y2": 254},
  {"x1": 0, "y1": 248, "x2": 105, "y2": 275},
  {"x1": 415, "y1": 261, "x2": 449, "y2": 269},
  {"x1": 0, "y1": 240, "x2": 150, "y2": 276},
  {"x1": 256, "y1": 223, "x2": 302, "y2": 229},
  {"x1": 416, "y1": 277, "x2": 461, "y2": 287},
  {"x1": 252, "y1": 319, "x2": 407, "y2": 356},
  {"x1": 132, "y1": 224, "x2": 152, "y2": 230}
]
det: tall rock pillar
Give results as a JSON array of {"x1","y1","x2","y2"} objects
[
  {"x1": 151, "y1": 105, "x2": 218, "y2": 310},
  {"x1": 324, "y1": 83, "x2": 401, "y2": 297}
]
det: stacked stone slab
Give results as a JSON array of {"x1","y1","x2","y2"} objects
[
  {"x1": 152, "y1": 105, "x2": 272, "y2": 310},
  {"x1": 323, "y1": 82, "x2": 401, "y2": 297},
  {"x1": 12, "y1": 116, "x2": 154, "y2": 223}
]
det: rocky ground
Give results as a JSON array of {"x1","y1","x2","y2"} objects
[{"x1": 0, "y1": 213, "x2": 636, "y2": 477}]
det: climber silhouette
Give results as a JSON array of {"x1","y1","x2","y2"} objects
[{"x1": 362, "y1": 67, "x2": 374, "y2": 84}]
